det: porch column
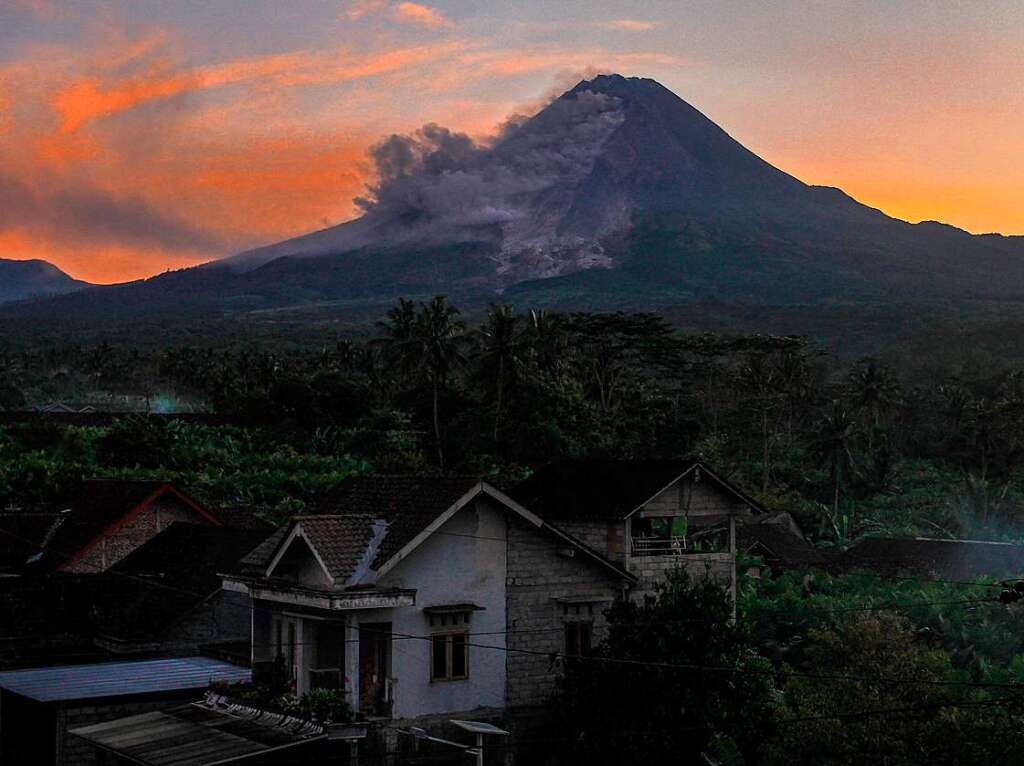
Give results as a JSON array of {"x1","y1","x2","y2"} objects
[
  {"x1": 345, "y1": 615, "x2": 360, "y2": 712},
  {"x1": 294, "y1": 617, "x2": 307, "y2": 696}
]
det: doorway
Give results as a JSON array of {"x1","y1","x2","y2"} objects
[{"x1": 358, "y1": 621, "x2": 392, "y2": 716}]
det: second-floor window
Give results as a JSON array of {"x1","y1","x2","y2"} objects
[
  {"x1": 431, "y1": 632, "x2": 469, "y2": 681},
  {"x1": 564, "y1": 621, "x2": 592, "y2": 658}
]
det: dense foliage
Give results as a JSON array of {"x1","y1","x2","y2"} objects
[
  {"x1": 6, "y1": 297, "x2": 1024, "y2": 543},
  {"x1": 6, "y1": 298, "x2": 1024, "y2": 762}
]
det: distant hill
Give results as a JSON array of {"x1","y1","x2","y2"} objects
[
  {"x1": 4, "y1": 73, "x2": 1024, "y2": 320},
  {"x1": 0, "y1": 259, "x2": 89, "y2": 304}
]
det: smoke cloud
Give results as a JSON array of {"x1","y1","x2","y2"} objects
[{"x1": 354, "y1": 83, "x2": 626, "y2": 241}]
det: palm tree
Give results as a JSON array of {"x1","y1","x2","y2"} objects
[
  {"x1": 813, "y1": 399, "x2": 857, "y2": 540},
  {"x1": 524, "y1": 308, "x2": 568, "y2": 377},
  {"x1": 375, "y1": 297, "x2": 419, "y2": 380},
  {"x1": 415, "y1": 296, "x2": 467, "y2": 469},
  {"x1": 848, "y1": 357, "x2": 902, "y2": 429},
  {"x1": 475, "y1": 304, "x2": 523, "y2": 441}
]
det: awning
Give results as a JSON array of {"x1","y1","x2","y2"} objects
[
  {"x1": 71, "y1": 701, "x2": 325, "y2": 766},
  {"x1": 0, "y1": 657, "x2": 250, "y2": 702}
]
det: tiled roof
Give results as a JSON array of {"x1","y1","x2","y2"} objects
[
  {"x1": 511, "y1": 460, "x2": 700, "y2": 521},
  {"x1": 94, "y1": 523, "x2": 268, "y2": 641},
  {"x1": 836, "y1": 537, "x2": 1024, "y2": 580},
  {"x1": 208, "y1": 506, "x2": 274, "y2": 531},
  {"x1": 314, "y1": 475, "x2": 481, "y2": 568},
  {"x1": 738, "y1": 516, "x2": 829, "y2": 569},
  {"x1": 36, "y1": 480, "x2": 191, "y2": 570},
  {"x1": 0, "y1": 522, "x2": 267, "y2": 656},
  {"x1": 239, "y1": 474, "x2": 635, "y2": 589},
  {"x1": 294, "y1": 514, "x2": 378, "y2": 581},
  {"x1": 241, "y1": 476, "x2": 482, "y2": 581}
]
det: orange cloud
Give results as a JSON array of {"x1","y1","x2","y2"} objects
[
  {"x1": 394, "y1": 2, "x2": 451, "y2": 28},
  {"x1": 50, "y1": 41, "x2": 469, "y2": 134},
  {"x1": 344, "y1": 0, "x2": 387, "y2": 21},
  {"x1": 603, "y1": 19, "x2": 656, "y2": 32}
]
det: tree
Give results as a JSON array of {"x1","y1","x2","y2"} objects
[
  {"x1": 546, "y1": 570, "x2": 776, "y2": 765},
  {"x1": 474, "y1": 304, "x2": 523, "y2": 441},
  {"x1": 766, "y1": 612, "x2": 1024, "y2": 766},
  {"x1": 812, "y1": 399, "x2": 857, "y2": 542}
]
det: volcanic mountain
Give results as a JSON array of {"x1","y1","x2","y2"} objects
[
  {"x1": 5, "y1": 74, "x2": 1024, "y2": 318},
  {"x1": 0, "y1": 258, "x2": 89, "y2": 304}
]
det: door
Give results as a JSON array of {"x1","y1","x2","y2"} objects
[{"x1": 358, "y1": 622, "x2": 392, "y2": 715}]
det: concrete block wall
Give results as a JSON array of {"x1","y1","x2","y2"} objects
[
  {"x1": 505, "y1": 517, "x2": 625, "y2": 709},
  {"x1": 631, "y1": 553, "x2": 734, "y2": 594}
]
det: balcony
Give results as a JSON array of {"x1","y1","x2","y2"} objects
[{"x1": 630, "y1": 532, "x2": 730, "y2": 558}]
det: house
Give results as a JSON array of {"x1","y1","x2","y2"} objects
[
  {"x1": 0, "y1": 523, "x2": 269, "y2": 764},
  {"x1": 737, "y1": 512, "x2": 829, "y2": 574},
  {"x1": 510, "y1": 459, "x2": 766, "y2": 595},
  {"x1": 1, "y1": 479, "x2": 260, "y2": 574},
  {"x1": 0, "y1": 522, "x2": 268, "y2": 669},
  {"x1": 223, "y1": 475, "x2": 634, "y2": 724},
  {"x1": 835, "y1": 536, "x2": 1024, "y2": 580},
  {"x1": 89, "y1": 522, "x2": 270, "y2": 658}
]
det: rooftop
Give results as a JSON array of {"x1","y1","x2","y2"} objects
[{"x1": 0, "y1": 656, "x2": 249, "y2": 702}]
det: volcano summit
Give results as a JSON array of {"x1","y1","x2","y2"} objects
[{"x1": 6, "y1": 74, "x2": 1024, "y2": 316}]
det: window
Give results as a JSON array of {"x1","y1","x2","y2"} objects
[
  {"x1": 564, "y1": 621, "x2": 592, "y2": 658},
  {"x1": 431, "y1": 632, "x2": 469, "y2": 681}
]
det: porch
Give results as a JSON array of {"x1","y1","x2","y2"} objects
[{"x1": 253, "y1": 606, "x2": 402, "y2": 719}]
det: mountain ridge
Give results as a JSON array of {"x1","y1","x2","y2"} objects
[
  {"x1": 0, "y1": 258, "x2": 90, "y2": 304},
  {"x1": 4, "y1": 73, "x2": 1024, "y2": 319}
]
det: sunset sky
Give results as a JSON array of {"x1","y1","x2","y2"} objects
[{"x1": 1, "y1": 0, "x2": 1022, "y2": 284}]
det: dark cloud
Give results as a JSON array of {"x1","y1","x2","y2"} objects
[{"x1": 0, "y1": 172, "x2": 225, "y2": 255}]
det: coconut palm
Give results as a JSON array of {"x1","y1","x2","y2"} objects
[
  {"x1": 813, "y1": 399, "x2": 857, "y2": 540},
  {"x1": 475, "y1": 304, "x2": 524, "y2": 441},
  {"x1": 415, "y1": 296, "x2": 468, "y2": 469}
]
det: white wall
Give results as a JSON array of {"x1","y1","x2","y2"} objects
[{"x1": 361, "y1": 496, "x2": 508, "y2": 719}]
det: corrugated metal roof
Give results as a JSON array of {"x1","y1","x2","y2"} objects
[
  {"x1": 71, "y1": 702, "x2": 324, "y2": 765},
  {"x1": 0, "y1": 656, "x2": 250, "y2": 702}
]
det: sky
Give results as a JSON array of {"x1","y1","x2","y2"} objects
[{"x1": 0, "y1": 0, "x2": 1022, "y2": 284}]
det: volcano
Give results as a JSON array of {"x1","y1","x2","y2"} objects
[{"x1": 6, "y1": 74, "x2": 1024, "y2": 318}]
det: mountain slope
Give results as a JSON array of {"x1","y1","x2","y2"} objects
[
  {"x1": 5, "y1": 74, "x2": 1024, "y2": 319},
  {"x1": 0, "y1": 259, "x2": 89, "y2": 304}
]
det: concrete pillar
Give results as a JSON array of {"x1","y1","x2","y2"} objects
[
  {"x1": 345, "y1": 615, "x2": 360, "y2": 712},
  {"x1": 294, "y1": 617, "x2": 307, "y2": 696}
]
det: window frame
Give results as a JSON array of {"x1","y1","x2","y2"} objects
[{"x1": 430, "y1": 631, "x2": 470, "y2": 682}]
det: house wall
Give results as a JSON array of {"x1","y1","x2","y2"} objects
[
  {"x1": 61, "y1": 498, "x2": 207, "y2": 574},
  {"x1": 505, "y1": 515, "x2": 625, "y2": 709},
  {"x1": 636, "y1": 477, "x2": 750, "y2": 520},
  {"x1": 368, "y1": 496, "x2": 509, "y2": 720},
  {"x1": 557, "y1": 521, "x2": 627, "y2": 564},
  {"x1": 627, "y1": 475, "x2": 751, "y2": 594}
]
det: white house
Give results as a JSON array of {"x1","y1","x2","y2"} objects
[{"x1": 223, "y1": 476, "x2": 634, "y2": 721}]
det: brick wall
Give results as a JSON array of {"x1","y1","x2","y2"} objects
[
  {"x1": 63, "y1": 498, "x2": 207, "y2": 574},
  {"x1": 505, "y1": 517, "x2": 626, "y2": 709}
]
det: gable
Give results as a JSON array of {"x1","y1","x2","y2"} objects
[
  {"x1": 51, "y1": 482, "x2": 220, "y2": 572},
  {"x1": 266, "y1": 528, "x2": 334, "y2": 587},
  {"x1": 634, "y1": 470, "x2": 755, "y2": 521}
]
